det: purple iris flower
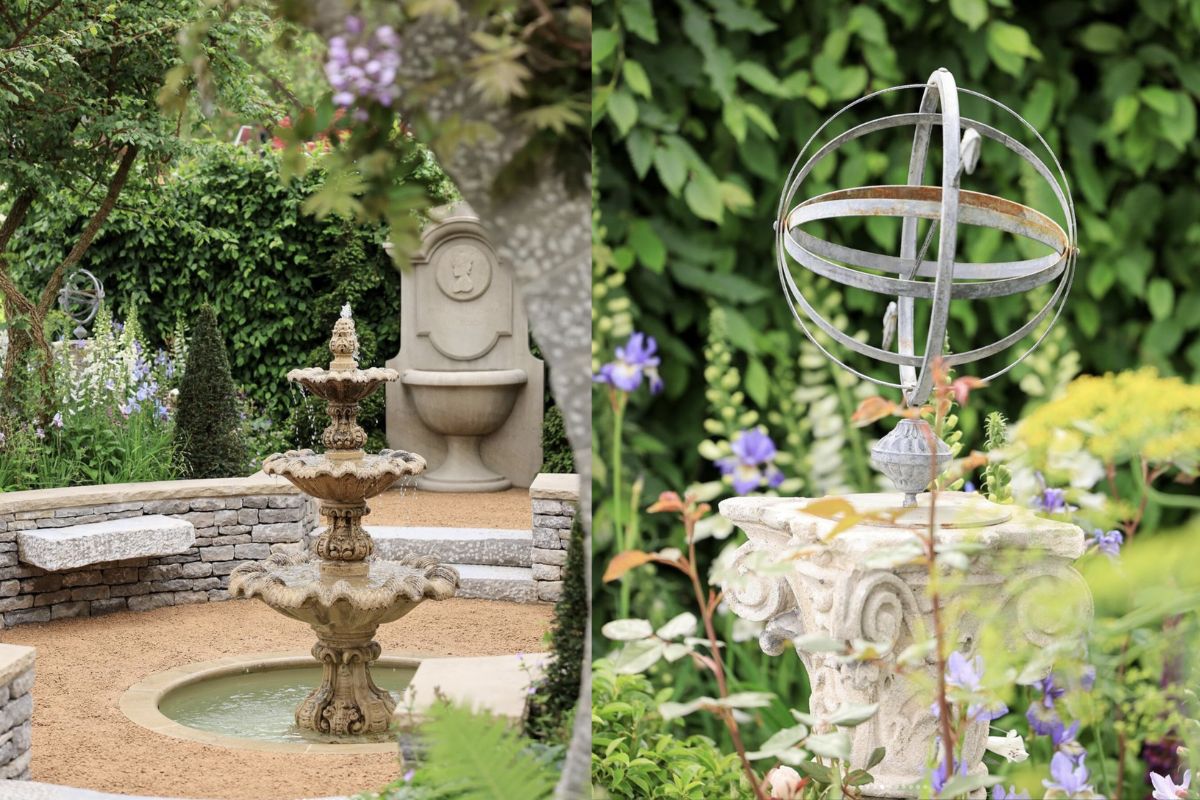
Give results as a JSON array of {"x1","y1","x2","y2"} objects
[
  {"x1": 1033, "y1": 472, "x2": 1074, "y2": 514},
  {"x1": 1089, "y1": 528, "x2": 1123, "y2": 559},
  {"x1": 51, "y1": 412, "x2": 63, "y2": 429},
  {"x1": 1043, "y1": 751, "x2": 1093, "y2": 796},
  {"x1": 933, "y1": 651, "x2": 1008, "y2": 722},
  {"x1": 715, "y1": 428, "x2": 785, "y2": 495},
  {"x1": 963, "y1": 480, "x2": 976, "y2": 493},
  {"x1": 1035, "y1": 674, "x2": 1067, "y2": 708},
  {"x1": 930, "y1": 751, "x2": 967, "y2": 794},
  {"x1": 992, "y1": 786, "x2": 1030, "y2": 800},
  {"x1": 1026, "y1": 701, "x2": 1061, "y2": 736},
  {"x1": 1050, "y1": 719, "x2": 1081, "y2": 749},
  {"x1": 1080, "y1": 665, "x2": 1096, "y2": 691},
  {"x1": 594, "y1": 332, "x2": 663, "y2": 394}
]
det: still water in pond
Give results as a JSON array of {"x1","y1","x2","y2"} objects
[{"x1": 158, "y1": 664, "x2": 417, "y2": 744}]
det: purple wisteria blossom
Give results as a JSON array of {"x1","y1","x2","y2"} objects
[
  {"x1": 594, "y1": 332, "x2": 663, "y2": 394},
  {"x1": 715, "y1": 428, "x2": 785, "y2": 495},
  {"x1": 1088, "y1": 528, "x2": 1123, "y2": 559},
  {"x1": 325, "y1": 17, "x2": 402, "y2": 110},
  {"x1": 992, "y1": 786, "x2": 1030, "y2": 800},
  {"x1": 932, "y1": 651, "x2": 1008, "y2": 722},
  {"x1": 1150, "y1": 769, "x2": 1192, "y2": 799},
  {"x1": 1043, "y1": 751, "x2": 1093, "y2": 796}
]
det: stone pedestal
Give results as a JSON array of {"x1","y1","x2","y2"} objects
[{"x1": 719, "y1": 493, "x2": 1092, "y2": 798}]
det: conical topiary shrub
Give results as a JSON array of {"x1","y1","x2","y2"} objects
[{"x1": 173, "y1": 304, "x2": 247, "y2": 478}]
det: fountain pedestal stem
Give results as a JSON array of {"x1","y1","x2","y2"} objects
[{"x1": 297, "y1": 635, "x2": 395, "y2": 735}]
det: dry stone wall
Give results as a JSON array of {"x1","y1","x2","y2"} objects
[
  {"x1": 0, "y1": 477, "x2": 318, "y2": 629},
  {"x1": 529, "y1": 474, "x2": 580, "y2": 602},
  {"x1": 0, "y1": 644, "x2": 35, "y2": 780}
]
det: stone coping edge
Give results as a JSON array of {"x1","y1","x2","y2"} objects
[
  {"x1": 0, "y1": 642, "x2": 35, "y2": 687},
  {"x1": 0, "y1": 473, "x2": 302, "y2": 515},
  {"x1": 529, "y1": 472, "x2": 580, "y2": 502},
  {"x1": 120, "y1": 651, "x2": 422, "y2": 755}
]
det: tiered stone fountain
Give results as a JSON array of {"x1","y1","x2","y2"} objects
[{"x1": 230, "y1": 306, "x2": 458, "y2": 736}]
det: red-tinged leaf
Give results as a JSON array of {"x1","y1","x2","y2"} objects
[
  {"x1": 850, "y1": 395, "x2": 897, "y2": 426},
  {"x1": 648, "y1": 491, "x2": 684, "y2": 514},
  {"x1": 603, "y1": 550, "x2": 655, "y2": 582},
  {"x1": 951, "y1": 376, "x2": 988, "y2": 406}
]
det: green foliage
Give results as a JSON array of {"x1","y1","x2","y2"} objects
[
  {"x1": 369, "y1": 703, "x2": 559, "y2": 800},
  {"x1": 174, "y1": 304, "x2": 247, "y2": 478},
  {"x1": 539, "y1": 404, "x2": 575, "y2": 473},
  {"x1": 593, "y1": 0, "x2": 1200, "y2": 481},
  {"x1": 526, "y1": 516, "x2": 585, "y2": 740},
  {"x1": 591, "y1": 660, "x2": 750, "y2": 798},
  {"x1": 982, "y1": 411, "x2": 1014, "y2": 503},
  {"x1": 7, "y1": 142, "x2": 451, "y2": 430}
]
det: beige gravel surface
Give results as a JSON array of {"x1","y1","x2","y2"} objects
[
  {"x1": 0, "y1": 597, "x2": 552, "y2": 799},
  {"x1": 364, "y1": 487, "x2": 531, "y2": 529}
]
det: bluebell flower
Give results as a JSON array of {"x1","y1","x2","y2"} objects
[
  {"x1": 594, "y1": 332, "x2": 663, "y2": 394},
  {"x1": 715, "y1": 428, "x2": 785, "y2": 495},
  {"x1": 1043, "y1": 751, "x2": 1093, "y2": 796}
]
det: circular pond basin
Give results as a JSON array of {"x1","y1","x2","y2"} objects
[
  {"x1": 122, "y1": 653, "x2": 421, "y2": 753},
  {"x1": 159, "y1": 663, "x2": 417, "y2": 745}
]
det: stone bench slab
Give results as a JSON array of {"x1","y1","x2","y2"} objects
[
  {"x1": 17, "y1": 515, "x2": 195, "y2": 571},
  {"x1": 368, "y1": 526, "x2": 532, "y2": 567}
]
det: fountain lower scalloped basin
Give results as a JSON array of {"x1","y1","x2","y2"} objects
[
  {"x1": 121, "y1": 654, "x2": 420, "y2": 752},
  {"x1": 261, "y1": 449, "x2": 426, "y2": 503}
]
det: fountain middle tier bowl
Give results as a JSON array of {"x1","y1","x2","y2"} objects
[
  {"x1": 229, "y1": 550, "x2": 459, "y2": 633},
  {"x1": 287, "y1": 366, "x2": 400, "y2": 403},
  {"x1": 262, "y1": 448, "x2": 425, "y2": 503}
]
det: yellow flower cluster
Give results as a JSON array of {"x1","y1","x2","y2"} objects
[{"x1": 1016, "y1": 368, "x2": 1200, "y2": 470}]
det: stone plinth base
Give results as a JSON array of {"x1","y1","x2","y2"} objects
[{"x1": 719, "y1": 492, "x2": 1091, "y2": 798}]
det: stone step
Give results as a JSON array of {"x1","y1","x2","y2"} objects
[
  {"x1": 17, "y1": 515, "x2": 195, "y2": 571},
  {"x1": 453, "y1": 564, "x2": 536, "y2": 603},
  {"x1": 367, "y1": 526, "x2": 532, "y2": 567}
]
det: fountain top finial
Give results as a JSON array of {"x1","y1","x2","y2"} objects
[{"x1": 329, "y1": 309, "x2": 358, "y2": 372}]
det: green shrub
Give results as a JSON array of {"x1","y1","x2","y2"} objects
[
  {"x1": 174, "y1": 304, "x2": 247, "y2": 478},
  {"x1": 526, "y1": 515, "x2": 585, "y2": 741},
  {"x1": 591, "y1": 660, "x2": 749, "y2": 798},
  {"x1": 539, "y1": 404, "x2": 575, "y2": 474}
]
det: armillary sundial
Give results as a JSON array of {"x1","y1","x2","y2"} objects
[
  {"x1": 58, "y1": 268, "x2": 105, "y2": 339},
  {"x1": 776, "y1": 67, "x2": 1076, "y2": 513}
]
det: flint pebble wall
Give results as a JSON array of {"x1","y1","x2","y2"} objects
[
  {"x1": 529, "y1": 474, "x2": 580, "y2": 603},
  {"x1": 0, "y1": 476, "x2": 318, "y2": 629}
]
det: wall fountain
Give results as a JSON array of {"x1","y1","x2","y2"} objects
[{"x1": 230, "y1": 305, "x2": 459, "y2": 737}]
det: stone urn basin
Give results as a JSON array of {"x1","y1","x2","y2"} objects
[
  {"x1": 230, "y1": 305, "x2": 459, "y2": 736},
  {"x1": 401, "y1": 368, "x2": 527, "y2": 492}
]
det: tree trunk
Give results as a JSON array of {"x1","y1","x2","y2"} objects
[{"x1": 0, "y1": 145, "x2": 139, "y2": 413}]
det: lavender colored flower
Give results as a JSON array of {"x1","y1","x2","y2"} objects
[
  {"x1": 325, "y1": 17, "x2": 403, "y2": 110},
  {"x1": 963, "y1": 480, "x2": 976, "y2": 493},
  {"x1": 1026, "y1": 701, "x2": 1061, "y2": 736},
  {"x1": 51, "y1": 412, "x2": 63, "y2": 429},
  {"x1": 156, "y1": 404, "x2": 170, "y2": 421},
  {"x1": 34, "y1": 426, "x2": 44, "y2": 440},
  {"x1": 1080, "y1": 665, "x2": 1096, "y2": 691},
  {"x1": 715, "y1": 428, "x2": 785, "y2": 495},
  {"x1": 993, "y1": 786, "x2": 1030, "y2": 800},
  {"x1": 929, "y1": 751, "x2": 967, "y2": 794},
  {"x1": 1033, "y1": 472, "x2": 1074, "y2": 515},
  {"x1": 1049, "y1": 718, "x2": 1081, "y2": 749},
  {"x1": 594, "y1": 332, "x2": 663, "y2": 394},
  {"x1": 402, "y1": 768, "x2": 415, "y2": 783},
  {"x1": 1150, "y1": 769, "x2": 1192, "y2": 799},
  {"x1": 1043, "y1": 751, "x2": 1093, "y2": 796},
  {"x1": 1035, "y1": 673, "x2": 1067, "y2": 708},
  {"x1": 1089, "y1": 528, "x2": 1123, "y2": 559},
  {"x1": 933, "y1": 651, "x2": 1008, "y2": 722}
]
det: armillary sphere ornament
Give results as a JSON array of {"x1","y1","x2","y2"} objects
[
  {"x1": 58, "y1": 268, "x2": 105, "y2": 339},
  {"x1": 776, "y1": 68, "x2": 1076, "y2": 509}
]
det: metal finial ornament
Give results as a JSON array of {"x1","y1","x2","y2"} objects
[
  {"x1": 58, "y1": 268, "x2": 105, "y2": 339},
  {"x1": 776, "y1": 68, "x2": 1077, "y2": 507}
]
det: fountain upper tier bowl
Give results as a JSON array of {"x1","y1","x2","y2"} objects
[
  {"x1": 287, "y1": 366, "x2": 400, "y2": 403},
  {"x1": 261, "y1": 448, "x2": 425, "y2": 503}
]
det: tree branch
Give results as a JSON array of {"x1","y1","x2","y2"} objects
[{"x1": 36, "y1": 144, "x2": 139, "y2": 317}]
